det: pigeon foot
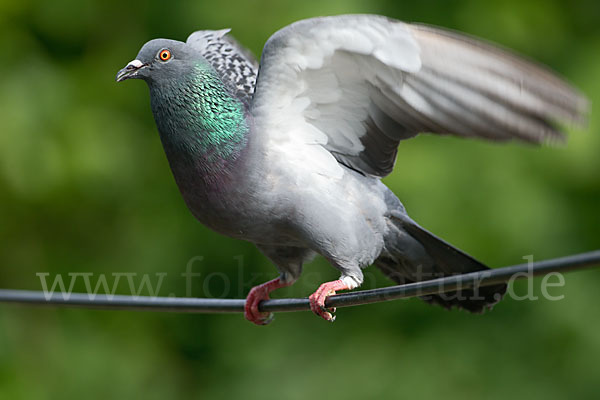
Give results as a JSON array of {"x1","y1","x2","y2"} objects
[
  {"x1": 309, "y1": 279, "x2": 352, "y2": 322},
  {"x1": 244, "y1": 277, "x2": 290, "y2": 325}
]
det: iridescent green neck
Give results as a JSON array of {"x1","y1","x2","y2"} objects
[{"x1": 149, "y1": 62, "x2": 249, "y2": 167}]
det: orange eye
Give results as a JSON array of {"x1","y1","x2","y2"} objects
[{"x1": 159, "y1": 49, "x2": 171, "y2": 61}]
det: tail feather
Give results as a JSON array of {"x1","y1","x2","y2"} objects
[{"x1": 376, "y1": 212, "x2": 506, "y2": 313}]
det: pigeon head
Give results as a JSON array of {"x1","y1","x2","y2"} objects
[
  {"x1": 116, "y1": 39, "x2": 200, "y2": 85},
  {"x1": 116, "y1": 36, "x2": 251, "y2": 172}
]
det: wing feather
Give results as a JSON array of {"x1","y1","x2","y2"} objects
[
  {"x1": 251, "y1": 15, "x2": 588, "y2": 178},
  {"x1": 187, "y1": 29, "x2": 259, "y2": 103}
]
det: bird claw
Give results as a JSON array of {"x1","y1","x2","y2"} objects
[
  {"x1": 309, "y1": 292, "x2": 335, "y2": 322},
  {"x1": 244, "y1": 283, "x2": 274, "y2": 325},
  {"x1": 309, "y1": 279, "x2": 351, "y2": 322},
  {"x1": 319, "y1": 304, "x2": 336, "y2": 316},
  {"x1": 245, "y1": 303, "x2": 274, "y2": 325},
  {"x1": 244, "y1": 277, "x2": 295, "y2": 325},
  {"x1": 254, "y1": 312, "x2": 275, "y2": 325},
  {"x1": 316, "y1": 304, "x2": 336, "y2": 321},
  {"x1": 245, "y1": 299, "x2": 274, "y2": 325}
]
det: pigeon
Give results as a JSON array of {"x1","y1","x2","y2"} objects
[{"x1": 116, "y1": 15, "x2": 588, "y2": 325}]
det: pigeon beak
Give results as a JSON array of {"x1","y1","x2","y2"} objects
[{"x1": 116, "y1": 59, "x2": 146, "y2": 82}]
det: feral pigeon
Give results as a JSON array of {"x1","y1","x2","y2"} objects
[{"x1": 116, "y1": 15, "x2": 588, "y2": 324}]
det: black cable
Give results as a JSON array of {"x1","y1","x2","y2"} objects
[{"x1": 0, "y1": 250, "x2": 599, "y2": 314}]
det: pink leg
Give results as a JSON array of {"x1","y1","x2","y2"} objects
[
  {"x1": 244, "y1": 277, "x2": 291, "y2": 325},
  {"x1": 309, "y1": 279, "x2": 352, "y2": 322}
]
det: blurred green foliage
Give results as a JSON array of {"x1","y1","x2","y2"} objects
[{"x1": 1, "y1": 0, "x2": 599, "y2": 398}]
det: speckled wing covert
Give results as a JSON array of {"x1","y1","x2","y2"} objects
[
  {"x1": 251, "y1": 15, "x2": 588, "y2": 178},
  {"x1": 187, "y1": 29, "x2": 259, "y2": 104}
]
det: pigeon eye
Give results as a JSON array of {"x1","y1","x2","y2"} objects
[{"x1": 158, "y1": 49, "x2": 172, "y2": 61}]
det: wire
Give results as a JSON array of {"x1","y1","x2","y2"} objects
[{"x1": 1, "y1": 250, "x2": 599, "y2": 314}]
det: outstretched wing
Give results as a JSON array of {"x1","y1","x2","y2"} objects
[
  {"x1": 251, "y1": 15, "x2": 588, "y2": 177},
  {"x1": 187, "y1": 29, "x2": 259, "y2": 104}
]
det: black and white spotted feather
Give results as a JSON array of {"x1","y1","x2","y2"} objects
[{"x1": 187, "y1": 29, "x2": 258, "y2": 104}]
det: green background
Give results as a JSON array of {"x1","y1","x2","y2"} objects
[{"x1": 1, "y1": 0, "x2": 599, "y2": 398}]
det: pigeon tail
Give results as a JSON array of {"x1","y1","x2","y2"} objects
[{"x1": 376, "y1": 212, "x2": 506, "y2": 313}]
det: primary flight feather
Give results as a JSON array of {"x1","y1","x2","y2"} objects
[{"x1": 116, "y1": 14, "x2": 587, "y2": 324}]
